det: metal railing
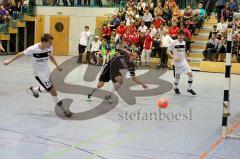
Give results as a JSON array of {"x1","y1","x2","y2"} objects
[
  {"x1": 39, "y1": 0, "x2": 125, "y2": 7},
  {"x1": 0, "y1": 1, "x2": 35, "y2": 33}
]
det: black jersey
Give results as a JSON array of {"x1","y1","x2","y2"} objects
[
  {"x1": 99, "y1": 48, "x2": 136, "y2": 83},
  {"x1": 109, "y1": 55, "x2": 135, "y2": 76}
]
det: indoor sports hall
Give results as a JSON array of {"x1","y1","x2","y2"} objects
[{"x1": 0, "y1": 0, "x2": 240, "y2": 159}]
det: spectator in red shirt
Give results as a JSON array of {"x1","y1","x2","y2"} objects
[
  {"x1": 141, "y1": 29, "x2": 152, "y2": 68},
  {"x1": 180, "y1": 23, "x2": 191, "y2": 41},
  {"x1": 127, "y1": 21, "x2": 137, "y2": 33},
  {"x1": 169, "y1": 21, "x2": 179, "y2": 39},
  {"x1": 101, "y1": 23, "x2": 111, "y2": 42},
  {"x1": 123, "y1": 29, "x2": 130, "y2": 45},
  {"x1": 116, "y1": 21, "x2": 127, "y2": 37},
  {"x1": 127, "y1": 30, "x2": 139, "y2": 46},
  {"x1": 180, "y1": 23, "x2": 191, "y2": 52},
  {"x1": 128, "y1": 34, "x2": 135, "y2": 46},
  {"x1": 153, "y1": 14, "x2": 166, "y2": 29},
  {"x1": 132, "y1": 33, "x2": 139, "y2": 46},
  {"x1": 138, "y1": 31, "x2": 145, "y2": 52}
]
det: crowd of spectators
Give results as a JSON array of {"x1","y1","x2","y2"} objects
[
  {"x1": 203, "y1": 1, "x2": 240, "y2": 62},
  {"x1": 90, "y1": 0, "x2": 207, "y2": 68},
  {"x1": 0, "y1": 0, "x2": 34, "y2": 25}
]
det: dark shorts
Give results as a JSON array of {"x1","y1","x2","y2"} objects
[
  {"x1": 99, "y1": 64, "x2": 122, "y2": 83},
  {"x1": 78, "y1": 44, "x2": 86, "y2": 54}
]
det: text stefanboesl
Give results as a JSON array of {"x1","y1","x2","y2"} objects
[{"x1": 118, "y1": 109, "x2": 192, "y2": 121}]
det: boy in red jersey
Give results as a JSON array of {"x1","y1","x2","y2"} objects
[{"x1": 141, "y1": 29, "x2": 152, "y2": 68}]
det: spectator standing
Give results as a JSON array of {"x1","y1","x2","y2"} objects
[
  {"x1": 78, "y1": 26, "x2": 91, "y2": 63},
  {"x1": 160, "y1": 28, "x2": 173, "y2": 68},
  {"x1": 216, "y1": 0, "x2": 227, "y2": 22},
  {"x1": 141, "y1": 29, "x2": 152, "y2": 68},
  {"x1": 152, "y1": 33, "x2": 161, "y2": 58}
]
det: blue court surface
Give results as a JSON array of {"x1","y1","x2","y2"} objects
[{"x1": 0, "y1": 56, "x2": 240, "y2": 159}]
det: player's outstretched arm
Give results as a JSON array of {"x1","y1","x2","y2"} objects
[
  {"x1": 4, "y1": 52, "x2": 24, "y2": 65},
  {"x1": 131, "y1": 76, "x2": 148, "y2": 90},
  {"x1": 49, "y1": 55, "x2": 62, "y2": 71}
]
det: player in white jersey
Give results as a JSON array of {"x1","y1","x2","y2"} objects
[
  {"x1": 4, "y1": 33, "x2": 72, "y2": 117},
  {"x1": 167, "y1": 30, "x2": 196, "y2": 95}
]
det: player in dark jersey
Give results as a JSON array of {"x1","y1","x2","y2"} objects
[{"x1": 87, "y1": 40, "x2": 148, "y2": 103}]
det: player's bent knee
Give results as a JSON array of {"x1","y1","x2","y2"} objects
[
  {"x1": 187, "y1": 72, "x2": 193, "y2": 77},
  {"x1": 97, "y1": 82, "x2": 104, "y2": 88},
  {"x1": 115, "y1": 76, "x2": 123, "y2": 84}
]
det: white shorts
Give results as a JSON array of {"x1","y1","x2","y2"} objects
[
  {"x1": 174, "y1": 64, "x2": 192, "y2": 76},
  {"x1": 35, "y1": 74, "x2": 53, "y2": 91}
]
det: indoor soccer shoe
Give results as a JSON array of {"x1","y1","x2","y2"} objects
[
  {"x1": 86, "y1": 94, "x2": 92, "y2": 101},
  {"x1": 174, "y1": 88, "x2": 181, "y2": 95},
  {"x1": 104, "y1": 95, "x2": 113, "y2": 104},
  {"x1": 57, "y1": 100, "x2": 62, "y2": 106},
  {"x1": 29, "y1": 87, "x2": 39, "y2": 98},
  {"x1": 187, "y1": 89, "x2": 196, "y2": 95},
  {"x1": 57, "y1": 101, "x2": 73, "y2": 117}
]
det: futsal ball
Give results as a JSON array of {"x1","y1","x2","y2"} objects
[{"x1": 157, "y1": 98, "x2": 169, "y2": 109}]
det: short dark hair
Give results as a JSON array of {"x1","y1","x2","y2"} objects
[
  {"x1": 178, "y1": 30, "x2": 185, "y2": 35},
  {"x1": 85, "y1": 26, "x2": 89, "y2": 29},
  {"x1": 41, "y1": 33, "x2": 53, "y2": 42}
]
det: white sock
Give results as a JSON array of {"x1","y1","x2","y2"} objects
[
  {"x1": 109, "y1": 82, "x2": 121, "y2": 95},
  {"x1": 33, "y1": 86, "x2": 48, "y2": 93},
  {"x1": 174, "y1": 75, "x2": 180, "y2": 89},
  {"x1": 102, "y1": 55, "x2": 106, "y2": 65},
  {"x1": 106, "y1": 55, "x2": 109, "y2": 63},
  {"x1": 52, "y1": 96, "x2": 61, "y2": 104},
  {"x1": 32, "y1": 87, "x2": 39, "y2": 93}
]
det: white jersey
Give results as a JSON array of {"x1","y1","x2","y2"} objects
[
  {"x1": 168, "y1": 40, "x2": 187, "y2": 67},
  {"x1": 24, "y1": 43, "x2": 52, "y2": 76}
]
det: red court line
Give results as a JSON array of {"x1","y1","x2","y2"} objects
[{"x1": 199, "y1": 120, "x2": 240, "y2": 159}]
